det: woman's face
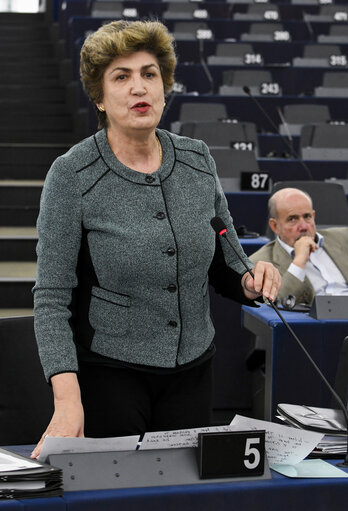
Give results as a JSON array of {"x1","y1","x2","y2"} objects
[{"x1": 98, "y1": 51, "x2": 165, "y2": 135}]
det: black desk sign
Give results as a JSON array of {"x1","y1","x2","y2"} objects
[
  {"x1": 241, "y1": 172, "x2": 270, "y2": 191},
  {"x1": 198, "y1": 430, "x2": 265, "y2": 479}
]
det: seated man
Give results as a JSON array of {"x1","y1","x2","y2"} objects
[{"x1": 249, "y1": 187, "x2": 348, "y2": 305}]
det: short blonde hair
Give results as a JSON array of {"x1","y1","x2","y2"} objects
[{"x1": 80, "y1": 20, "x2": 177, "y2": 128}]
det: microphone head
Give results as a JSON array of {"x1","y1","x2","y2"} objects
[
  {"x1": 243, "y1": 85, "x2": 251, "y2": 95},
  {"x1": 210, "y1": 216, "x2": 227, "y2": 235}
]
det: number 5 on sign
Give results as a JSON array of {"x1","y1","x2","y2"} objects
[
  {"x1": 198, "y1": 430, "x2": 266, "y2": 479},
  {"x1": 244, "y1": 437, "x2": 261, "y2": 469}
]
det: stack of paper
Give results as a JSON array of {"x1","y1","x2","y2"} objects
[
  {"x1": 229, "y1": 415, "x2": 348, "y2": 478},
  {"x1": 0, "y1": 448, "x2": 62, "y2": 500},
  {"x1": 277, "y1": 403, "x2": 347, "y2": 457},
  {"x1": 277, "y1": 404, "x2": 346, "y2": 434}
]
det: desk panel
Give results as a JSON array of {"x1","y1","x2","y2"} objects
[
  {"x1": 242, "y1": 304, "x2": 348, "y2": 421},
  {"x1": 1, "y1": 451, "x2": 348, "y2": 511}
]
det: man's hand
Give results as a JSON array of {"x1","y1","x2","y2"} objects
[
  {"x1": 242, "y1": 261, "x2": 281, "y2": 302},
  {"x1": 293, "y1": 236, "x2": 318, "y2": 269}
]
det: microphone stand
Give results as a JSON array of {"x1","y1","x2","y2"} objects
[
  {"x1": 242, "y1": 85, "x2": 314, "y2": 180},
  {"x1": 212, "y1": 218, "x2": 348, "y2": 467},
  {"x1": 199, "y1": 38, "x2": 214, "y2": 95}
]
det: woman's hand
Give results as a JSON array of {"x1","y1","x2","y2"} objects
[
  {"x1": 242, "y1": 261, "x2": 281, "y2": 302},
  {"x1": 31, "y1": 373, "x2": 84, "y2": 459}
]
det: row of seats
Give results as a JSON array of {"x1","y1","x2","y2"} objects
[
  {"x1": 67, "y1": 18, "x2": 348, "y2": 51},
  {"x1": 172, "y1": 102, "x2": 348, "y2": 158},
  {"x1": 169, "y1": 102, "x2": 348, "y2": 190},
  {"x1": 207, "y1": 42, "x2": 348, "y2": 66},
  {"x1": 89, "y1": 2, "x2": 348, "y2": 22},
  {"x1": 55, "y1": 0, "x2": 348, "y2": 191}
]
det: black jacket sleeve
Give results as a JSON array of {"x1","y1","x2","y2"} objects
[{"x1": 208, "y1": 236, "x2": 259, "y2": 307}]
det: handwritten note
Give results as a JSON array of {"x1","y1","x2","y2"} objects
[
  {"x1": 230, "y1": 415, "x2": 323, "y2": 466},
  {"x1": 140, "y1": 425, "x2": 236, "y2": 450}
]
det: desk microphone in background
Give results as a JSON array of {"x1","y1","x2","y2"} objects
[
  {"x1": 277, "y1": 105, "x2": 293, "y2": 143},
  {"x1": 210, "y1": 215, "x2": 348, "y2": 466},
  {"x1": 242, "y1": 85, "x2": 313, "y2": 180},
  {"x1": 303, "y1": 11, "x2": 315, "y2": 42},
  {"x1": 199, "y1": 38, "x2": 214, "y2": 95}
]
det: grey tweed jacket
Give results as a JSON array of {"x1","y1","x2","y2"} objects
[{"x1": 33, "y1": 128, "x2": 253, "y2": 381}]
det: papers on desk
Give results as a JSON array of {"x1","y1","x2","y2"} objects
[
  {"x1": 33, "y1": 414, "x2": 348, "y2": 483},
  {"x1": 313, "y1": 435, "x2": 347, "y2": 457},
  {"x1": 0, "y1": 448, "x2": 63, "y2": 499},
  {"x1": 277, "y1": 403, "x2": 347, "y2": 457},
  {"x1": 0, "y1": 451, "x2": 41, "y2": 472},
  {"x1": 229, "y1": 415, "x2": 348, "y2": 478},
  {"x1": 140, "y1": 425, "x2": 235, "y2": 450},
  {"x1": 230, "y1": 415, "x2": 323, "y2": 467},
  {"x1": 141, "y1": 415, "x2": 343, "y2": 477},
  {"x1": 277, "y1": 403, "x2": 346, "y2": 434}
]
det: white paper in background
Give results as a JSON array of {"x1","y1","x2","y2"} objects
[
  {"x1": 38, "y1": 435, "x2": 140, "y2": 463},
  {"x1": 0, "y1": 452, "x2": 42, "y2": 472},
  {"x1": 140, "y1": 425, "x2": 236, "y2": 450},
  {"x1": 230, "y1": 415, "x2": 324, "y2": 466}
]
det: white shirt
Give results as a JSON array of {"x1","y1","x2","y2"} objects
[{"x1": 278, "y1": 233, "x2": 348, "y2": 296}]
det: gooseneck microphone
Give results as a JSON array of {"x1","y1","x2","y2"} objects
[
  {"x1": 199, "y1": 39, "x2": 214, "y2": 95},
  {"x1": 242, "y1": 85, "x2": 314, "y2": 180},
  {"x1": 210, "y1": 216, "x2": 348, "y2": 466}
]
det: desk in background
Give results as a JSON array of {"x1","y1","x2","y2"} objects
[{"x1": 242, "y1": 304, "x2": 348, "y2": 421}]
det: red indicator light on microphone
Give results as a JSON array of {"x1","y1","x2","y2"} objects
[{"x1": 219, "y1": 228, "x2": 227, "y2": 236}]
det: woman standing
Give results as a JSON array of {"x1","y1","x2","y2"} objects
[{"x1": 31, "y1": 20, "x2": 280, "y2": 458}]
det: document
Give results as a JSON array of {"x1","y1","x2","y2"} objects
[
  {"x1": 140, "y1": 425, "x2": 236, "y2": 450},
  {"x1": 39, "y1": 435, "x2": 140, "y2": 463},
  {"x1": 277, "y1": 403, "x2": 346, "y2": 433},
  {"x1": 230, "y1": 414, "x2": 323, "y2": 466},
  {"x1": 230, "y1": 415, "x2": 348, "y2": 477},
  {"x1": 0, "y1": 451, "x2": 41, "y2": 472},
  {"x1": 271, "y1": 459, "x2": 348, "y2": 478},
  {"x1": 0, "y1": 448, "x2": 63, "y2": 499}
]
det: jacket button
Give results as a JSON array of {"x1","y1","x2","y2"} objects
[
  {"x1": 145, "y1": 175, "x2": 155, "y2": 183},
  {"x1": 156, "y1": 211, "x2": 165, "y2": 220},
  {"x1": 167, "y1": 284, "x2": 177, "y2": 293},
  {"x1": 166, "y1": 247, "x2": 176, "y2": 256},
  {"x1": 168, "y1": 320, "x2": 178, "y2": 327}
]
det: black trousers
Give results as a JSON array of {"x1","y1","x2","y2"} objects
[{"x1": 78, "y1": 358, "x2": 213, "y2": 438}]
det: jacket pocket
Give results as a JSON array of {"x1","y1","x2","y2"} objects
[{"x1": 89, "y1": 286, "x2": 131, "y2": 336}]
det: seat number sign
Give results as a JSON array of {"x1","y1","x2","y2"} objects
[
  {"x1": 241, "y1": 172, "x2": 270, "y2": 191},
  {"x1": 198, "y1": 430, "x2": 265, "y2": 479}
]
